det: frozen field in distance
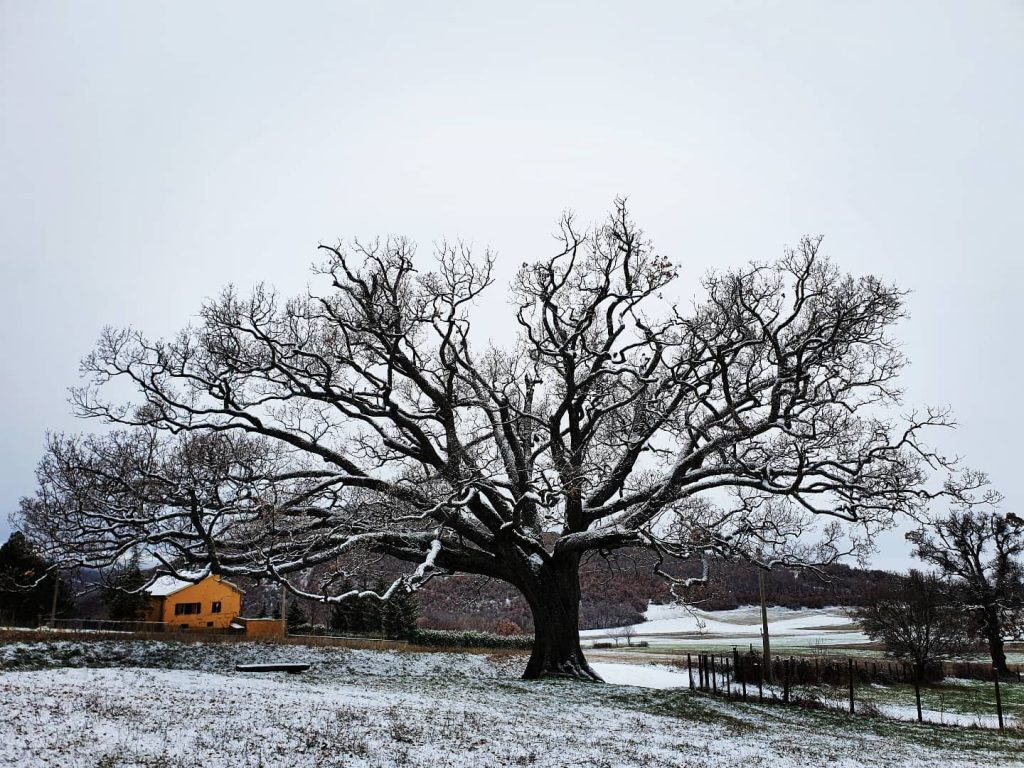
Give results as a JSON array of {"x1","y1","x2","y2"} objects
[{"x1": 582, "y1": 604, "x2": 869, "y2": 648}]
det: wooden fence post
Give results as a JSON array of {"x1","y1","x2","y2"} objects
[
  {"x1": 711, "y1": 655, "x2": 718, "y2": 694},
  {"x1": 783, "y1": 658, "x2": 790, "y2": 703},
  {"x1": 757, "y1": 661, "x2": 764, "y2": 702},
  {"x1": 994, "y1": 668, "x2": 1004, "y2": 732},
  {"x1": 848, "y1": 658, "x2": 855, "y2": 714},
  {"x1": 913, "y1": 665, "x2": 922, "y2": 723},
  {"x1": 688, "y1": 653, "x2": 694, "y2": 690},
  {"x1": 741, "y1": 655, "x2": 748, "y2": 702}
]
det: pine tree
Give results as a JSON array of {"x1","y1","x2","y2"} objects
[
  {"x1": 0, "y1": 532, "x2": 73, "y2": 626},
  {"x1": 381, "y1": 594, "x2": 401, "y2": 639},
  {"x1": 285, "y1": 600, "x2": 307, "y2": 633},
  {"x1": 399, "y1": 587, "x2": 420, "y2": 636},
  {"x1": 329, "y1": 579, "x2": 358, "y2": 634},
  {"x1": 345, "y1": 582, "x2": 373, "y2": 635},
  {"x1": 368, "y1": 579, "x2": 387, "y2": 636},
  {"x1": 101, "y1": 556, "x2": 151, "y2": 622},
  {"x1": 382, "y1": 586, "x2": 419, "y2": 639}
]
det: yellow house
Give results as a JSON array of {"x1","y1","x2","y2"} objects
[{"x1": 144, "y1": 574, "x2": 244, "y2": 631}]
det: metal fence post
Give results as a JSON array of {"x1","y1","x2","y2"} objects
[
  {"x1": 913, "y1": 668, "x2": 922, "y2": 723},
  {"x1": 994, "y1": 668, "x2": 1004, "y2": 732}
]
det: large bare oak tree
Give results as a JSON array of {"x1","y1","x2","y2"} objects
[{"x1": 20, "y1": 202, "x2": 951, "y2": 679}]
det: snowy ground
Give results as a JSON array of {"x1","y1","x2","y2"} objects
[
  {"x1": 1, "y1": 638, "x2": 1022, "y2": 767},
  {"x1": 597, "y1": 658, "x2": 1022, "y2": 730},
  {"x1": 582, "y1": 604, "x2": 869, "y2": 649}
]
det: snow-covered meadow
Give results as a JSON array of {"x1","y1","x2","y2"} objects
[{"x1": 1, "y1": 638, "x2": 1021, "y2": 767}]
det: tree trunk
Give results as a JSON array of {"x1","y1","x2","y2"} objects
[
  {"x1": 982, "y1": 605, "x2": 1009, "y2": 675},
  {"x1": 988, "y1": 634, "x2": 1009, "y2": 675},
  {"x1": 519, "y1": 555, "x2": 602, "y2": 681}
]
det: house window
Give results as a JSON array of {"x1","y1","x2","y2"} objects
[
  {"x1": 174, "y1": 602, "x2": 201, "y2": 616},
  {"x1": 211, "y1": 602, "x2": 222, "y2": 614},
  {"x1": 206, "y1": 622, "x2": 214, "y2": 628}
]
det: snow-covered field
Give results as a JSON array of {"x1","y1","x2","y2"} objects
[
  {"x1": 582, "y1": 604, "x2": 869, "y2": 648},
  {"x1": 1, "y1": 638, "x2": 1021, "y2": 767}
]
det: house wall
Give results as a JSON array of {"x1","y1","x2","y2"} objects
[
  {"x1": 154, "y1": 577, "x2": 243, "y2": 630},
  {"x1": 239, "y1": 618, "x2": 285, "y2": 638}
]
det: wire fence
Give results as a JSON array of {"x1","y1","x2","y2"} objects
[
  {"x1": 682, "y1": 649, "x2": 1021, "y2": 731},
  {"x1": 0, "y1": 620, "x2": 421, "y2": 651},
  {"x1": 0, "y1": 617, "x2": 239, "y2": 635}
]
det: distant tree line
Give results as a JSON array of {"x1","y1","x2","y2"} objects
[{"x1": 413, "y1": 552, "x2": 903, "y2": 633}]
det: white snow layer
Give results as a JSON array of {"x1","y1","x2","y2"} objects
[
  {"x1": 0, "y1": 640, "x2": 1019, "y2": 767},
  {"x1": 591, "y1": 661, "x2": 693, "y2": 689},
  {"x1": 144, "y1": 574, "x2": 203, "y2": 596}
]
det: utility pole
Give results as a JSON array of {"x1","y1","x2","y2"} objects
[
  {"x1": 48, "y1": 569, "x2": 61, "y2": 628},
  {"x1": 759, "y1": 569, "x2": 772, "y2": 683},
  {"x1": 280, "y1": 582, "x2": 288, "y2": 633}
]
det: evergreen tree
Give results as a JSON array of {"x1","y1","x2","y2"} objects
[
  {"x1": 369, "y1": 579, "x2": 388, "y2": 636},
  {"x1": 351, "y1": 590, "x2": 375, "y2": 635},
  {"x1": 329, "y1": 602, "x2": 346, "y2": 633},
  {"x1": 0, "y1": 532, "x2": 72, "y2": 626},
  {"x1": 381, "y1": 595, "x2": 401, "y2": 639},
  {"x1": 285, "y1": 600, "x2": 307, "y2": 632},
  {"x1": 101, "y1": 557, "x2": 151, "y2": 622},
  {"x1": 329, "y1": 579, "x2": 360, "y2": 634},
  {"x1": 398, "y1": 587, "x2": 420, "y2": 635},
  {"x1": 382, "y1": 586, "x2": 419, "y2": 639}
]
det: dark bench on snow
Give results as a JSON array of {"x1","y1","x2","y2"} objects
[{"x1": 235, "y1": 663, "x2": 310, "y2": 674}]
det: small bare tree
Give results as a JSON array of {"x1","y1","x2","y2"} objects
[
  {"x1": 908, "y1": 506, "x2": 1023, "y2": 674},
  {"x1": 851, "y1": 570, "x2": 967, "y2": 680},
  {"x1": 609, "y1": 623, "x2": 637, "y2": 647},
  {"x1": 18, "y1": 201, "x2": 955, "y2": 680},
  {"x1": 694, "y1": 615, "x2": 709, "y2": 636}
]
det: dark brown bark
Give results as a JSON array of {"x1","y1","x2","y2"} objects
[
  {"x1": 518, "y1": 555, "x2": 601, "y2": 681},
  {"x1": 983, "y1": 605, "x2": 1010, "y2": 674}
]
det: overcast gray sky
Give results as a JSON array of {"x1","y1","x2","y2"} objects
[{"x1": 2, "y1": 1, "x2": 1021, "y2": 570}]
